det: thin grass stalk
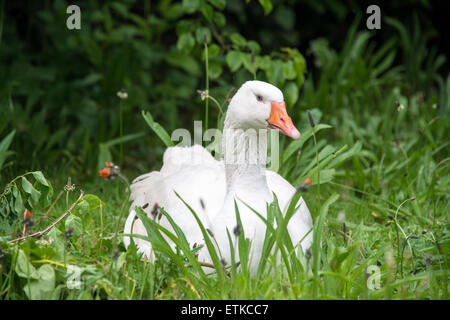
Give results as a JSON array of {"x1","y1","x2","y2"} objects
[
  {"x1": 204, "y1": 35, "x2": 209, "y2": 132},
  {"x1": 119, "y1": 99, "x2": 124, "y2": 166}
]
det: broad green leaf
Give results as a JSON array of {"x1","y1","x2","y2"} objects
[
  {"x1": 213, "y1": 11, "x2": 226, "y2": 27},
  {"x1": 165, "y1": 51, "x2": 201, "y2": 75},
  {"x1": 195, "y1": 27, "x2": 211, "y2": 44},
  {"x1": 177, "y1": 33, "x2": 195, "y2": 54},
  {"x1": 226, "y1": 51, "x2": 243, "y2": 72},
  {"x1": 142, "y1": 110, "x2": 174, "y2": 147},
  {"x1": 266, "y1": 60, "x2": 284, "y2": 87},
  {"x1": 13, "y1": 186, "x2": 24, "y2": 216},
  {"x1": 0, "y1": 129, "x2": 15, "y2": 169},
  {"x1": 182, "y1": 0, "x2": 200, "y2": 13},
  {"x1": 80, "y1": 194, "x2": 104, "y2": 211},
  {"x1": 205, "y1": 44, "x2": 220, "y2": 58},
  {"x1": 208, "y1": 0, "x2": 226, "y2": 10},
  {"x1": 0, "y1": 130, "x2": 15, "y2": 153},
  {"x1": 65, "y1": 214, "x2": 83, "y2": 237},
  {"x1": 230, "y1": 33, "x2": 246, "y2": 47},
  {"x1": 241, "y1": 53, "x2": 255, "y2": 73},
  {"x1": 209, "y1": 61, "x2": 223, "y2": 79},
  {"x1": 258, "y1": 0, "x2": 273, "y2": 15},
  {"x1": 21, "y1": 177, "x2": 41, "y2": 203},
  {"x1": 246, "y1": 41, "x2": 261, "y2": 54},
  {"x1": 255, "y1": 55, "x2": 271, "y2": 70},
  {"x1": 31, "y1": 171, "x2": 49, "y2": 187},
  {"x1": 15, "y1": 249, "x2": 40, "y2": 279},
  {"x1": 282, "y1": 61, "x2": 297, "y2": 80},
  {"x1": 23, "y1": 264, "x2": 56, "y2": 300},
  {"x1": 285, "y1": 81, "x2": 299, "y2": 108},
  {"x1": 200, "y1": 2, "x2": 213, "y2": 22}
]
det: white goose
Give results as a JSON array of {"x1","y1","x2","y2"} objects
[{"x1": 124, "y1": 80, "x2": 313, "y2": 273}]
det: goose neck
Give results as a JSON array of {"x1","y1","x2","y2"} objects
[{"x1": 222, "y1": 125, "x2": 269, "y2": 191}]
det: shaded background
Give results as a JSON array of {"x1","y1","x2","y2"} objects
[{"x1": 0, "y1": 0, "x2": 448, "y2": 182}]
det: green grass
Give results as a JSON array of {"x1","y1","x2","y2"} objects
[
  {"x1": 0, "y1": 87, "x2": 447, "y2": 299},
  {"x1": 0, "y1": 16, "x2": 449, "y2": 300}
]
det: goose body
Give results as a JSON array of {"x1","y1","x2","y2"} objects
[{"x1": 124, "y1": 81, "x2": 313, "y2": 273}]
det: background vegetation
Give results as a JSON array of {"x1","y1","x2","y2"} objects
[{"x1": 0, "y1": 0, "x2": 448, "y2": 299}]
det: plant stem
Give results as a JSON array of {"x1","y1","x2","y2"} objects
[
  {"x1": 393, "y1": 197, "x2": 416, "y2": 276},
  {"x1": 9, "y1": 190, "x2": 85, "y2": 244},
  {"x1": 312, "y1": 127, "x2": 320, "y2": 203},
  {"x1": 204, "y1": 39, "x2": 209, "y2": 133},
  {"x1": 119, "y1": 99, "x2": 124, "y2": 166}
]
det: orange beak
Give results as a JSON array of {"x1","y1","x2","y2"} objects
[{"x1": 268, "y1": 101, "x2": 300, "y2": 140}]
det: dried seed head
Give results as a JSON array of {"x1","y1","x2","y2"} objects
[
  {"x1": 151, "y1": 203, "x2": 159, "y2": 218},
  {"x1": 199, "y1": 198, "x2": 205, "y2": 210},
  {"x1": 307, "y1": 109, "x2": 315, "y2": 128},
  {"x1": 22, "y1": 217, "x2": 34, "y2": 227},
  {"x1": 305, "y1": 249, "x2": 312, "y2": 260},
  {"x1": 233, "y1": 224, "x2": 242, "y2": 237},
  {"x1": 206, "y1": 228, "x2": 215, "y2": 239},
  {"x1": 65, "y1": 226, "x2": 74, "y2": 239},
  {"x1": 296, "y1": 182, "x2": 310, "y2": 193}
]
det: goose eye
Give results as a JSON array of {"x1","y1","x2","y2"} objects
[{"x1": 256, "y1": 95, "x2": 263, "y2": 102}]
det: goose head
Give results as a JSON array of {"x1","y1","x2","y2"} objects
[{"x1": 225, "y1": 80, "x2": 300, "y2": 140}]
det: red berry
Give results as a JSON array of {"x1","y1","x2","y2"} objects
[{"x1": 305, "y1": 178, "x2": 312, "y2": 185}]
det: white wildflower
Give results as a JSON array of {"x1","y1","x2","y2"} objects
[{"x1": 117, "y1": 90, "x2": 128, "y2": 100}]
